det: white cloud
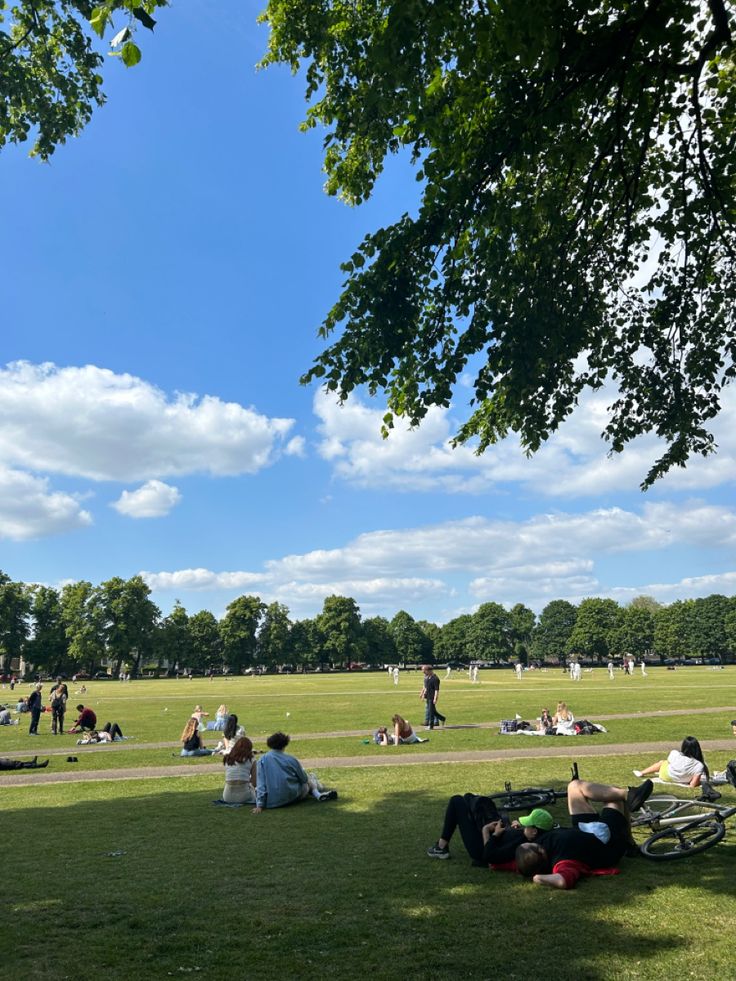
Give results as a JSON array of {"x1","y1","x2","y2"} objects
[
  {"x1": 112, "y1": 480, "x2": 182, "y2": 519},
  {"x1": 284, "y1": 436, "x2": 306, "y2": 457},
  {"x1": 0, "y1": 466, "x2": 92, "y2": 540},
  {"x1": 141, "y1": 568, "x2": 270, "y2": 591},
  {"x1": 140, "y1": 501, "x2": 736, "y2": 619},
  {"x1": 313, "y1": 385, "x2": 736, "y2": 497},
  {"x1": 0, "y1": 361, "x2": 297, "y2": 481}
]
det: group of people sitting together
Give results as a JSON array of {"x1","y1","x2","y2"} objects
[{"x1": 178, "y1": 704, "x2": 338, "y2": 811}]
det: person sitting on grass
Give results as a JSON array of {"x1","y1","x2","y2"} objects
[
  {"x1": 633, "y1": 736, "x2": 711, "y2": 789},
  {"x1": 552, "y1": 701, "x2": 575, "y2": 735},
  {"x1": 70, "y1": 704, "x2": 97, "y2": 733},
  {"x1": 513, "y1": 777, "x2": 654, "y2": 889},
  {"x1": 76, "y1": 722, "x2": 125, "y2": 744},
  {"x1": 252, "y1": 732, "x2": 337, "y2": 813},
  {"x1": 180, "y1": 717, "x2": 213, "y2": 757},
  {"x1": 392, "y1": 713, "x2": 426, "y2": 745},
  {"x1": 217, "y1": 736, "x2": 257, "y2": 806},
  {"x1": 213, "y1": 714, "x2": 246, "y2": 755},
  {"x1": 427, "y1": 796, "x2": 553, "y2": 863}
]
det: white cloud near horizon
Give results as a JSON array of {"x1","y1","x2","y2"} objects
[
  {"x1": 112, "y1": 480, "x2": 182, "y2": 519},
  {"x1": 140, "y1": 501, "x2": 736, "y2": 619},
  {"x1": 0, "y1": 466, "x2": 92, "y2": 540},
  {"x1": 313, "y1": 385, "x2": 736, "y2": 497},
  {"x1": 0, "y1": 361, "x2": 298, "y2": 481}
]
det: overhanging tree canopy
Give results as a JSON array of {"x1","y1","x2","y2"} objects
[{"x1": 261, "y1": 0, "x2": 736, "y2": 487}]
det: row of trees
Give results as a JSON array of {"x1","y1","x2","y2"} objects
[{"x1": 2, "y1": 570, "x2": 736, "y2": 676}]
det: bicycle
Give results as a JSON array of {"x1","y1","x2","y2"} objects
[
  {"x1": 482, "y1": 762, "x2": 580, "y2": 814},
  {"x1": 631, "y1": 795, "x2": 736, "y2": 860}
]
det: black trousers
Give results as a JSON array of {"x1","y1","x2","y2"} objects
[
  {"x1": 52, "y1": 707, "x2": 65, "y2": 733},
  {"x1": 102, "y1": 722, "x2": 124, "y2": 739},
  {"x1": 29, "y1": 709, "x2": 41, "y2": 734},
  {"x1": 440, "y1": 794, "x2": 486, "y2": 862}
]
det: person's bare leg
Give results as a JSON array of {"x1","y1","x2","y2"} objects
[
  {"x1": 568, "y1": 779, "x2": 627, "y2": 815},
  {"x1": 639, "y1": 761, "x2": 664, "y2": 776}
]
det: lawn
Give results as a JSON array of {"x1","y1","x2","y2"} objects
[{"x1": 2, "y1": 668, "x2": 735, "y2": 979}]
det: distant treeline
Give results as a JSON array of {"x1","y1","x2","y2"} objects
[{"x1": 1, "y1": 570, "x2": 734, "y2": 676}]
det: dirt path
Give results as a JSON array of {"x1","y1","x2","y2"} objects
[
  {"x1": 2, "y1": 737, "x2": 734, "y2": 788},
  {"x1": 3, "y1": 704, "x2": 734, "y2": 760}
]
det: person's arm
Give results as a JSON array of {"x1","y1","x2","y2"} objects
[
  {"x1": 253, "y1": 759, "x2": 266, "y2": 812},
  {"x1": 533, "y1": 873, "x2": 568, "y2": 889},
  {"x1": 482, "y1": 826, "x2": 523, "y2": 865}
]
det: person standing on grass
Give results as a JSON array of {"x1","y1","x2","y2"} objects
[
  {"x1": 393, "y1": 666, "x2": 399, "y2": 686},
  {"x1": 420, "y1": 665, "x2": 445, "y2": 730},
  {"x1": 49, "y1": 678, "x2": 68, "y2": 735},
  {"x1": 28, "y1": 683, "x2": 42, "y2": 735},
  {"x1": 607, "y1": 660, "x2": 615, "y2": 680},
  {"x1": 252, "y1": 732, "x2": 337, "y2": 812}
]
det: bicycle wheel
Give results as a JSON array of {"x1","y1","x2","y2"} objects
[
  {"x1": 640, "y1": 819, "x2": 725, "y2": 860},
  {"x1": 490, "y1": 789, "x2": 555, "y2": 811}
]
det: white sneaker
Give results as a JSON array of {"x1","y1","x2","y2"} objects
[{"x1": 632, "y1": 769, "x2": 643, "y2": 778}]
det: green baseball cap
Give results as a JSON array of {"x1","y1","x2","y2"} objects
[{"x1": 518, "y1": 808, "x2": 554, "y2": 831}]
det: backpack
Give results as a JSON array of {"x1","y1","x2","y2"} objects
[
  {"x1": 726, "y1": 760, "x2": 736, "y2": 788},
  {"x1": 574, "y1": 719, "x2": 598, "y2": 735}
]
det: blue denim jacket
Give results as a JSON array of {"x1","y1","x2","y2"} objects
[{"x1": 255, "y1": 750, "x2": 308, "y2": 809}]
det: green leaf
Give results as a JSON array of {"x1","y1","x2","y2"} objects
[
  {"x1": 89, "y1": 6, "x2": 109, "y2": 38},
  {"x1": 121, "y1": 42, "x2": 142, "y2": 68}
]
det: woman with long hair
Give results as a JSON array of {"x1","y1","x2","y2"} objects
[
  {"x1": 180, "y1": 717, "x2": 213, "y2": 757},
  {"x1": 221, "y1": 736, "x2": 257, "y2": 805},
  {"x1": 392, "y1": 714, "x2": 423, "y2": 745},
  {"x1": 634, "y1": 736, "x2": 710, "y2": 787},
  {"x1": 214, "y1": 713, "x2": 246, "y2": 755},
  {"x1": 552, "y1": 701, "x2": 576, "y2": 736}
]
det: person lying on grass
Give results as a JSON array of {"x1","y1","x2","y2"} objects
[
  {"x1": 252, "y1": 732, "x2": 337, "y2": 813},
  {"x1": 0, "y1": 756, "x2": 49, "y2": 770},
  {"x1": 513, "y1": 777, "x2": 653, "y2": 890},
  {"x1": 426, "y1": 795, "x2": 553, "y2": 864},
  {"x1": 633, "y1": 736, "x2": 711, "y2": 789},
  {"x1": 427, "y1": 777, "x2": 654, "y2": 889},
  {"x1": 76, "y1": 722, "x2": 126, "y2": 744}
]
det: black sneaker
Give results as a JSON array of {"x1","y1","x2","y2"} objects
[
  {"x1": 627, "y1": 779, "x2": 653, "y2": 812},
  {"x1": 698, "y1": 780, "x2": 721, "y2": 803},
  {"x1": 426, "y1": 842, "x2": 450, "y2": 859},
  {"x1": 318, "y1": 790, "x2": 338, "y2": 802}
]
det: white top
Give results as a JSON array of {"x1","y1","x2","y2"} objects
[
  {"x1": 666, "y1": 750, "x2": 705, "y2": 783},
  {"x1": 224, "y1": 759, "x2": 256, "y2": 784}
]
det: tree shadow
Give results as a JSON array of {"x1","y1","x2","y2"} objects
[{"x1": 2, "y1": 776, "x2": 734, "y2": 980}]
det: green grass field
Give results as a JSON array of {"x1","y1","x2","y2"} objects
[{"x1": 2, "y1": 668, "x2": 735, "y2": 979}]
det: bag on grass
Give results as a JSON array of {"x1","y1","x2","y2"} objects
[{"x1": 500, "y1": 720, "x2": 518, "y2": 733}]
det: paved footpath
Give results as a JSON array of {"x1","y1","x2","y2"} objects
[{"x1": 2, "y1": 705, "x2": 733, "y2": 788}]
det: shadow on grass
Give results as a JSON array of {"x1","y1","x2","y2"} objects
[{"x1": 2, "y1": 775, "x2": 735, "y2": 980}]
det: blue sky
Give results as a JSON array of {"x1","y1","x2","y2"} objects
[{"x1": 2, "y1": 3, "x2": 736, "y2": 625}]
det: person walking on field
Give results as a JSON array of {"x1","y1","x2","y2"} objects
[
  {"x1": 28, "y1": 683, "x2": 43, "y2": 735},
  {"x1": 607, "y1": 660, "x2": 615, "y2": 680},
  {"x1": 420, "y1": 664, "x2": 446, "y2": 730},
  {"x1": 393, "y1": 666, "x2": 399, "y2": 686}
]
